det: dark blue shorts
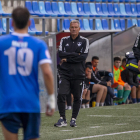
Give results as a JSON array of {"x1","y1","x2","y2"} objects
[
  {"x1": 0, "y1": 113, "x2": 40, "y2": 140},
  {"x1": 130, "y1": 85, "x2": 136, "y2": 88}
]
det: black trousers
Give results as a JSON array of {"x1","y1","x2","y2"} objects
[
  {"x1": 57, "y1": 78, "x2": 84, "y2": 120},
  {"x1": 66, "y1": 92, "x2": 71, "y2": 106}
]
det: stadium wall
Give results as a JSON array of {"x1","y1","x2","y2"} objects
[{"x1": 87, "y1": 35, "x2": 112, "y2": 72}]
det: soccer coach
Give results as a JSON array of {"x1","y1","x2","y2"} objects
[{"x1": 54, "y1": 20, "x2": 89, "y2": 127}]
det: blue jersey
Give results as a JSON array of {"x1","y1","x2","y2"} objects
[{"x1": 0, "y1": 32, "x2": 52, "y2": 113}]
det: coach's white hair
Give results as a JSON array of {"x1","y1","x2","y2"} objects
[{"x1": 70, "y1": 20, "x2": 80, "y2": 27}]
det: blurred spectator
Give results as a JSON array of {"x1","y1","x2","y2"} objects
[
  {"x1": 81, "y1": 65, "x2": 91, "y2": 108},
  {"x1": 121, "y1": 69, "x2": 140, "y2": 103},
  {"x1": 89, "y1": 56, "x2": 122, "y2": 105},
  {"x1": 114, "y1": 57, "x2": 131, "y2": 104},
  {"x1": 120, "y1": 58, "x2": 126, "y2": 72},
  {"x1": 90, "y1": 83, "x2": 107, "y2": 107},
  {"x1": 83, "y1": 65, "x2": 107, "y2": 107}
]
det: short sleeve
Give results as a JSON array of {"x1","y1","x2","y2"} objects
[{"x1": 38, "y1": 41, "x2": 52, "y2": 65}]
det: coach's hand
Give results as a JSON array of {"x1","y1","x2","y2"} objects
[
  {"x1": 46, "y1": 105, "x2": 55, "y2": 116},
  {"x1": 60, "y1": 58, "x2": 67, "y2": 65},
  {"x1": 138, "y1": 60, "x2": 140, "y2": 71}
]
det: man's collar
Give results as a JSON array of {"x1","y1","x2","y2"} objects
[
  {"x1": 92, "y1": 66, "x2": 96, "y2": 71},
  {"x1": 114, "y1": 65, "x2": 119, "y2": 70},
  {"x1": 12, "y1": 32, "x2": 29, "y2": 37},
  {"x1": 121, "y1": 65, "x2": 126, "y2": 70},
  {"x1": 70, "y1": 34, "x2": 80, "y2": 41}
]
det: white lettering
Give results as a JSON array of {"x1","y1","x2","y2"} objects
[{"x1": 12, "y1": 41, "x2": 28, "y2": 48}]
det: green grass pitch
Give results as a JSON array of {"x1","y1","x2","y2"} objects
[{"x1": 0, "y1": 104, "x2": 140, "y2": 140}]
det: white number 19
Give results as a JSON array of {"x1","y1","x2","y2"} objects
[{"x1": 4, "y1": 47, "x2": 33, "y2": 76}]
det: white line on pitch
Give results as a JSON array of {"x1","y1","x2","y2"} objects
[
  {"x1": 115, "y1": 123, "x2": 128, "y2": 126},
  {"x1": 61, "y1": 130, "x2": 73, "y2": 132},
  {"x1": 102, "y1": 108, "x2": 139, "y2": 110},
  {"x1": 64, "y1": 130, "x2": 140, "y2": 140},
  {"x1": 93, "y1": 123, "x2": 114, "y2": 126},
  {"x1": 87, "y1": 115, "x2": 140, "y2": 118},
  {"x1": 90, "y1": 126, "x2": 100, "y2": 128},
  {"x1": 87, "y1": 115, "x2": 112, "y2": 117}
]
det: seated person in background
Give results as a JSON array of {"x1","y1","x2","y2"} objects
[
  {"x1": 120, "y1": 58, "x2": 126, "y2": 72},
  {"x1": 81, "y1": 66, "x2": 91, "y2": 108},
  {"x1": 121, "y1": 69, "x2": 140, "y2": 103},
  {"x1": 114, "y1": 57, "x2": 131, "y2": 104},
  {"x1": 82, "y1": 88, "x2": 90, "y2": 108},
  {"x1": 89, "y1": 56, "x2": 122, "y2": 105},
  {"x1": 82, "y1": 65, "x2": 107, "y2": 107}
]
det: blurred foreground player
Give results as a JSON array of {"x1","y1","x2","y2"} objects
[{"x1": 0, "y1": 7, "x2": 55, "y2": 140}]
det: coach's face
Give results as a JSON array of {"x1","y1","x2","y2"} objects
[{"x1": 70, "y1": 23, "x2": 80, "y2": 36}]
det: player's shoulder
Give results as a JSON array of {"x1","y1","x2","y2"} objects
[
  {"x1": 27, "y1": 36, "x2": 48, "y2": 50},
  {"x1": 0, "y1": 34, "x2": 12, "y2": 42},
  {"x1": 28, "y1": 36, "x2": 46, "y2": 45}
]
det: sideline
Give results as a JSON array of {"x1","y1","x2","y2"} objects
[{"x1": 64, "y1": 130, "x2": 140, "y2": 140}]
